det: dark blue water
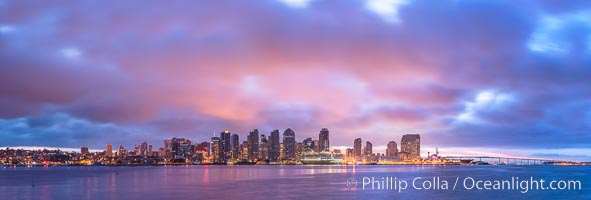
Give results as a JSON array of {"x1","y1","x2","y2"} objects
[{"x1": 0, "y1": 165, "x2": 589, "y2": 199}]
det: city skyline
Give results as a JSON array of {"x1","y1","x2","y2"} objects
[{"x1": 1, "y1": 0, "x2": 591, "y2": 161}]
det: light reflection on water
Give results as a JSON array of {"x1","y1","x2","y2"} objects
[{"x1": 0, "y1": 165, "x2": 589, "y2": 199}]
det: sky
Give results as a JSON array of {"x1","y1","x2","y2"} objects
[{"x1": 1, "y1": 0, "x2": 591, "y2": 160}]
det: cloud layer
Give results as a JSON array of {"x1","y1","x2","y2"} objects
[{"x1": 1, "y1": 0, "x2": 590, "y2": 159}]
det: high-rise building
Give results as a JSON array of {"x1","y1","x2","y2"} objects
[
  {"x1": 260, "y1": 134, "x2": 269, "y2": 161},
  {"x1": 164, "y1": 140, "x2": 172, "y2": 159},
  {"x1": 282, "y1": 128, "x2": 296, "y2": 160},
  {"x1": 303, "y1": 137, "x2": 313, "y2": 153},
  {"x1": 268, "y1": 130, "x2": 280, "y2": 162},
  {"x1": 313, "y1": 140, "x2": 319, "y2": 152},
  {"x1": 211, "y1": 136, "x2": 221, "y2": 163},
  {"x1": 140, "y1": 141, "x2": 149, "y2": 157},
  {"x1": 148, "y1": 144, "x2": 153, "y2": 156},
  {"x1": 117, "y1": 145, "x2": 126, "y2": 158},
  {"x1": 318, "y1": 128, "x2": 330, "y2": 152},
  {"x1": 354, "y1": 138, "x2": 362, "y2": 157},
  {"x1": 171, "y1": 138, "x2": 192, "y2": 160},
  {"x1": 346, "y1": 148, "x2": 355, "y2": 159},
  {"x1": 106, "y1": 144, "x2": 113, "y2": 157},
  {"x1": 81, "y1": 147, "x2": 89, "y2": 155},
  {"x1": 401, "y1": 134, "x2": 420, "y2": 160},
  {"x1": 220, "y1": 130, "x2": 231, "y2": 161},
  {"x1": 365, "y1": 141, "x2": 372, "y2": 156},
  {"x1": 231, "y1": 133, "x2": 240, "y2": 159},
  {"x1": 247, "y1": 129, "x2": 259, "y2": 162},
  {"x1": 386, "y1": 141, "x2": 398, "y2": 157}
]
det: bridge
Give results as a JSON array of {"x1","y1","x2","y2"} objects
[{"x1": 440, "y1": 156, "x2": 586, "y2": 165}]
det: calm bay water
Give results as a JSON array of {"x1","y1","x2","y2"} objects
[{"x1": 0, "y1": 165, "x2": 589, "y2": 199}]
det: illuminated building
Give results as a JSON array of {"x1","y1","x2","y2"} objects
[
  {"x1": 268, "y1": 130, "x2": 280, "y2": 162},
  {"x1": 81, "y1": 147, "x2": 89, "y2": 155},
  {"x1": 220, "y1": 130, "x2": 231, "y2": 161},
  {"x1": 318, "y1": 128, "x2": 330, "y2": 152},
  {"x1": 365, "y1": 141, "x2": 372, "y2": 156},
  {"x1": 211, "y1": 136, "x2": 221, "y2": 163},
  {"x1": 401, "y1": 134, "x2": 420, "y2": 160},
  {"x1": 303, "y1": 137, "x2": 313, "y2": 153},
  {"x1": 106, "y1": 144, "x2": 112, "y2": 157},
  {"x1": 354, "y1": 138, "x2": 362, "y2": 157},
  {"x1": 282, "y1": 128, "x2": 296, "y2": 160},
  {"x1": 231, "y1": 134, "x2": 240, "y2": 159},
  {"x1": 247, "y1": 129, "x2": 259, "y2": 162},
  {"x1": 260, "y1": 134, "x2": 268, "y2": 161},
  {"x1": 386, "y1": 141, "x2": 398, "y2": 158}
]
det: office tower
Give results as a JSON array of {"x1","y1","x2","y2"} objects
[
  {"x1": 365, "y1": 141, "x2": 372, "y2": 156},
  {"x1": 106, "y1": 144, "x2": 113, "y2": 157},
  {"x1": 231, "y1": 134, "x2": 240, "y2": 159},
  {"x1": 117, "y1": 145, "x2": 126, "y2": 158},
  {"x1": 346, "y1": 148, "x2": 355, "y2": 159},
  {"x1": 164, "y1": 139, "x2": 172, "y2": 159},
  {"x1": 211, "y1": 136, "x2": 221, "y2": 163},
  {"x1": 81, "y1": 147, "x2": 89, "y2": 155},
  {"x1": 134, "y1": 145, "x2": 140, "y2": 156},
  {"x1": 296, "y1": 142, "x2": 304, "y2": 160},
  {"x1": 303, "y1": 137, "x2": 313, "y2": 153},
  {"x1": 354, "y1": 138, "x2": 362, "y2": 157},
  {"x1": 401, "y1": 134, "x2": 420, "y2": 160},
  {"x1": 220, "y1": 130, "x2": 231, "y2": 161},
  {"x1": 268, "y1": 130, "x2": 280, "y2": 162},
  {"x1": 282, "y1": 128, "x2": 296, "y2": 160},
  {"x1": 313, "y1": 140, "x2": 319, "y2": 152},
  {"x1": 140, "y1": 141, "x2": 148, "y2": 157},
  {"x1": 318, "y1": 128, "x2": 330, "y2": 152},
  {"x1": 158, "y1": 147, "x2": 165, "y2": 157},
  {"x1": 260, "y1": 134, "x2": 268, "y2": 161},
  {"x1": 171, "y1": 138, "x2": 192, "y2": 160},
  {"x1": 148, "y1": 144, "x2": 153, "y2": 156},
  {"x1": 247, "y1": 129, "x2": 260, "y2": 162},
  {"x1": 386, "y1": 141, "x2": 398, "y2": 157}
]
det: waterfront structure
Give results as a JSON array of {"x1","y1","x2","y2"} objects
[
  {"x1": 354, "y1": 138, "x2": 362, "y2": 157},
  {"x1": 386, "y1": 141, "x2": 398, "y2": 158},
  {"x1": 283, "y1": 128, "x2": 296, "y2": 160},
  {"x1": 318, "y1": 128, "x2": 329, "y2": 152},
  {"x1": 401, "y1": 134, "x2": 420, "y2": 160}
]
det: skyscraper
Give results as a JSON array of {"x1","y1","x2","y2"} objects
[
  {"x1": 231, "y1": 133, "x2": 240, "y2": 159},
  {"x1": 282, "y1": 128, "x2": 296, "y2": 160},
  {"x1": 106, "y1": 144, "x2": 112, "y2": 157},
  {"x1": 260, "y1": 134, "x2": 268, "y2": 161},
  {"x1": 354, "y1": 138, "x2": 362, "y2": 157},
  {"x1": 247, "y1": 129, "x2": 259, "y2": 162},
  {"x1": 401, "y1": 134, "x2": 420, "y2": 160},
  {"x1": 81, "y1": 147, "x2": 89, "y2": 155},
  {"x1": 365, "y1": 141, "x2": 372, "y2": 156},
  {"x1": 303, "y1": 137, "x2": 313, "y2": 153},
  {"x1": 318, "y1": 128, "x2": 330, "y2": 152},
  {"x1": 268, "y1": 130, "x2": 280, "y2": 162},
  {"x1": 220, "y1": 130, "x2": 231, "y2": 161},
  {"x1": 211, "y1": 136, "x2": 221, "y2": 163},
  {"x1": 171, "y1": 138, "x2": 192, "y2": 160},
  {"x1": 164, "y1": 139, "x2": 172, "y2": 159},
  {"x1": 140, "y1": 141, "x2": 148, "y2": 157},
  {"x1": 386, "y1": 141, "x2": 398, "y2": 157}
]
